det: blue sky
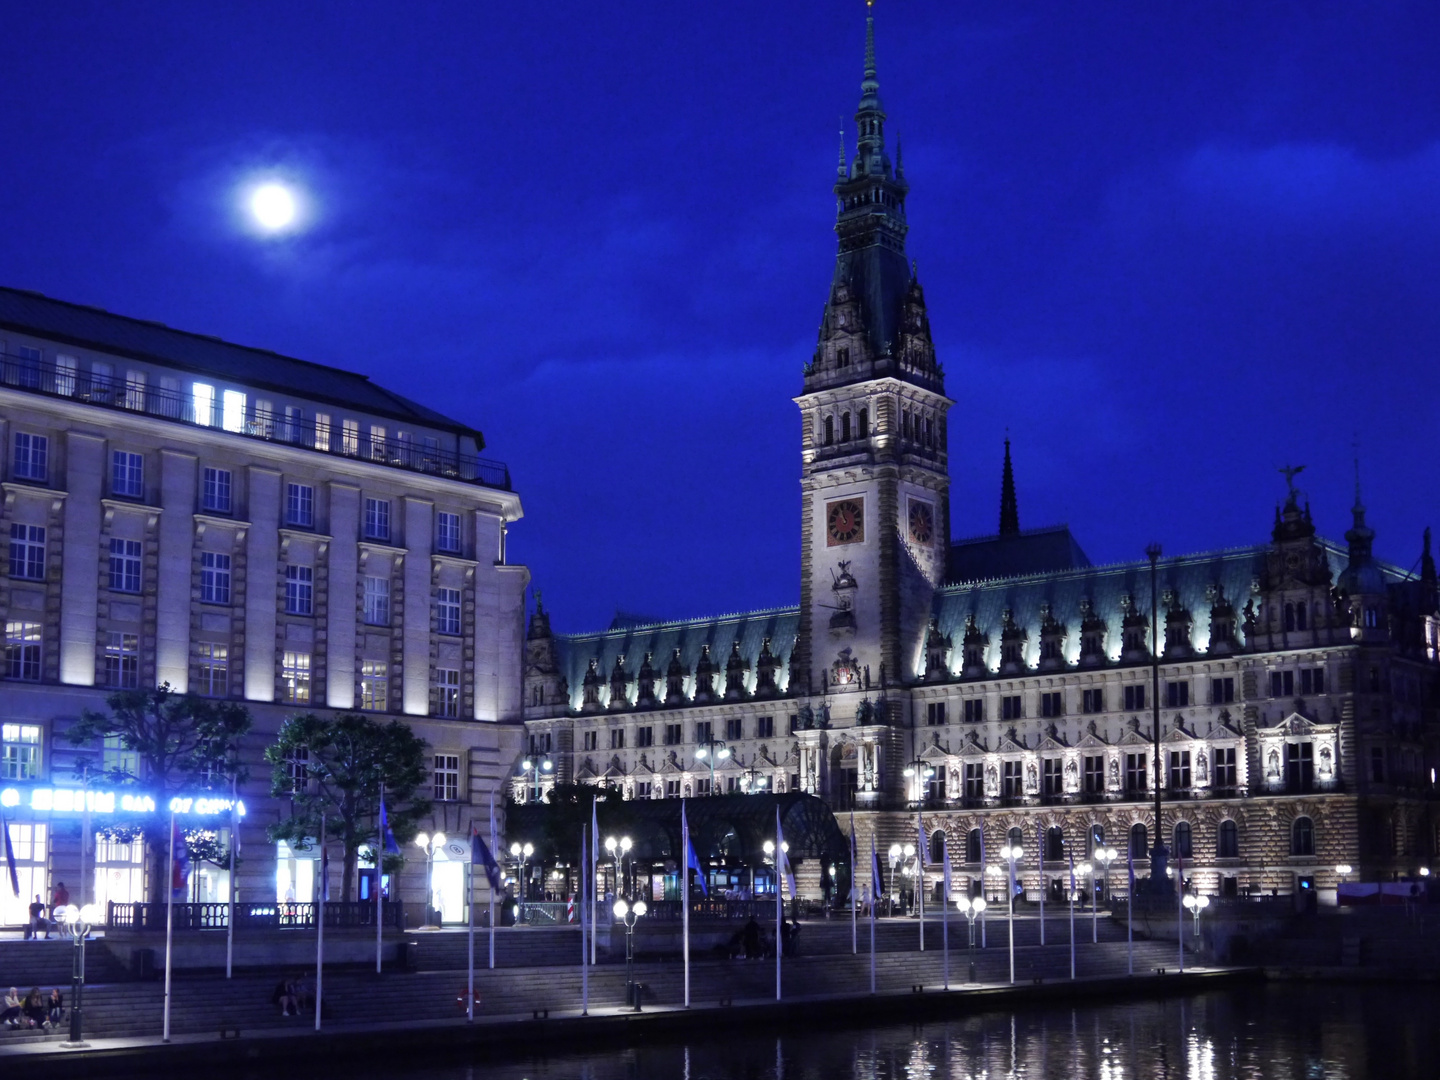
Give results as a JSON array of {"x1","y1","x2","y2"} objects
[{"x1": 3, "y1": 2, "x2": 1439, "y2": 632}]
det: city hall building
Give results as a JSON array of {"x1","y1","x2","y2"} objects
[
  {"x1": 517, "y1": 17, "x2": 1440, "y2": 906},
  {"x1": 0, "y1": 287, "x2": 527, "y2": 925}
]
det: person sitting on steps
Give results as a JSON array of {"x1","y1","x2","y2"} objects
[
  {"x1": 22, "y1": 988, "x2": 47, "y2": 1029},
  {"x1": 46, "y1": 988, "x2": 63, "y2": 1027},
  {"x1": 1, "y1": 988, "x2": 22, "y2": 1028}
]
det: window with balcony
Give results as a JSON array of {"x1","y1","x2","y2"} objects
[
  {"x1": 195, "y1": 642, "x2": 228, "y2": 696},
  {"x1": 9, "y1": 524, "x2": 46, "y2": 581},
  {"x1": 54, "y1": 355, "x2": 76, "y2": 396},
  {"x1": 433, "y1": 754, "x2": 461, "y2": 801},
  {"x1": 1, "y1": 723, "x2": 41, "y2": 780},
  {"x1": 436, "y1": 511, "x2": 461, "y2": 553},
  {"x1": 282, "y1": 651, "x2": 311, "y2": 704},
  {"x1": 314, "y1": 412, "x2": 332, "y2": 452},
  {"x1": 286, "y1": 483, "x2": 314, "y2": 528},
  {"x1": 202, "y1": 467, "x2": 232, "y2": 513},
  {"x1": 285, "y1": 565, "x2": 314, "y2": 615},
  {"x1": 111, "y1": 450, "x2": 143, "y2": 497},
  {"x1": 200, "y1": 552, "x2": 232, "y2": 604},
  {"x1": 223, "y1": 389, "x2": 247, "y2": 432},
  {"x1": 437, "y1": 587, "x2": 462, "y2": 635},
  {"x1": 13, "y1": 432, "x2": 47, "y2": 482},
  {"x1": 4, "y1": 622, "x2": 41, "y2": 682},
  {"x1": 342, "y1": 419, "x2": 360, "y2": 456}
]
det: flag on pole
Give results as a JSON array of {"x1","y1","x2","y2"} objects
[
  {"x1": 1128, "y1": 840, "x2": 1136, "y2": 895},
  {"x1": 870, "y1": 835, "x2": 883, "y2": 902},
  {"x1": 942, "y1": 834, "x2": 952, "y2": 898},
  {"x1": 775, "y1": 813, "x2": 796, "y2": 899},
  {"x1": 171, "y1": 820, "x2": 191, "y2": 901},
  {"x1": 848, "y1": 808, "x2": 859, "y2": 900},
  {"x1": 1068, "y1": 842, "x2": 1076, "y2": 898},
  {"x1": 320, "y1": 840, "x2": 330, "y2": 902},
  {"x1": 471, "y1": 826, "x2": 504, "y2": 893},
  {"x1": 683, "y1": 803, "x2": 708, "y2": 897},
  {"x1": 1, "y1": 814, "x2": 18, "y2": 897}
]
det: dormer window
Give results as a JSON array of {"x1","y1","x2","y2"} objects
[{"x1": 837, "y1": 347, "x2": 850, "y2": 366}]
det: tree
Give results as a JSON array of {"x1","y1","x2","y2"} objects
[
  {"x1": 265, "y1": 713, "x2": 431, "y2": 903},
  {"x1": 530, "y1": 782, "x2": 628, "y2": 865},
  {"x1": 66, "y1": 685, "x2": 252, "y2": 905}
]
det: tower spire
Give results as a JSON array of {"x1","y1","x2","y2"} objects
[{"x1": 999, "y1": 438, "x2": 1020, "y2": 536}]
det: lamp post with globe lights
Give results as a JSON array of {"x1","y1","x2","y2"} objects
[
  {"x1": 509, "y1": 841, "x2": 534, "y2": 923},
  {"x1": 694, "y1": 737, "x2": 729, "y2": 795},
  {"x1": 903, "y1": 758, "x2": 935, "y2": 807},
  {"x1": 58, "y1": 904, "x2": 99, "y2": 1048},
  {"x1": 519, "y1": 757, "x2": 553, "y2": 803},
  {"x1": 604, "y1": 835, "x2": 632, "y2": 898},
  {"x1": 414, "y1": 832, "x2": 447, "y2": 929},
  {"x1": 998, "y1": 842, "x2": 1022, "y2": 984},
  {"x1": 956, "y1": 895, "x2": 987, "y2": 983},
  {"x1": 1093, "y1": 846, "x2": 1118, "y2": 942},
  {"x1": 1183, "y1": 892, "x2": 1210, "y2": 948},
  {"x1": 613, "y1": 898, "x2": 648, "y2": 1010}
]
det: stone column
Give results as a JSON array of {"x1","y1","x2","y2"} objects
[
  {"x1": 243, "y1": 467, "x2": 281, "y2": 701},
  {"x1": 155, "y1": 449, "x2": 197, "y2": 689},
  {"x1": 326, "y1": 482, "x2": 360, "y2": 708},
  {"x1": 60, "y1": 432, "x2": 103, "y2": 685}
]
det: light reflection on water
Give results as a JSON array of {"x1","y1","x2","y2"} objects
[{"x1": 380, "y1": 982, "x2": 1436, "y2": 1080}]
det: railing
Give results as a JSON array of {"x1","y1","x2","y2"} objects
[
  {"x1": 106, "y1": 899, "x2": 405, "y2": 931},
  {"x1": 0, "y1": 351, "x2": 511, "y2": 490},
  {"x1": 636, "y1": 899, "x2": 781, "y2": 922}
]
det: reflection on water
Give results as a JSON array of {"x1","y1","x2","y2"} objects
[{"x1": 377, "y1": 982, "x2": 1435, "y2": 1080}]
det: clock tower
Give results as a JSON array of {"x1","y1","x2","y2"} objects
[{"x1": 794, "y1": 12, "x2": 952, "y2": 719}]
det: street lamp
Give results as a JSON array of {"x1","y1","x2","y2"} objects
[
  {"x1": 694, "y1": 738, "x2": 730, "y2": 796},
  {"x1": 956, "y1": 895, "x2": 987, "y2": 983},
  {"x1": 742, "y1": 759, "x2": 769, "y2": 793},
  {"x1": 613, "y1": 898, "x2": 648, "y2": 1010},
  {"x1": 903, "y1": 843, "x2": 917, "y2": 915},
  {"x1": 902, "y1": 758, "x2": 935, "y2": 807},
  {"x1": 887, "y1": 844, "x2": 902, "y2": 915},
  {"x1": 519, "y1": 757, "x2": 553, "y2": 803},
  {"x1": 604, "y1": 835, "x2": 632, "y2": 898},
  {"x1": 508, "y1": 841, "x2": 534, "y2": 923},
  {"x1": 998, "y1": 843, "x2": 1022, "y2": 984},
  {"x1": 1182, "y1": 892, "x2": 1210, "y2": 937},
  {"x1": 57, "y1": 904, "x2": 99, "y2": 1048},
  {"x1": 414, "y1": 832, "x2": 447, "y2": 930}
]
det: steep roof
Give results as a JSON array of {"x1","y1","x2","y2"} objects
[
  {"x1": 0, "y1": 286, "x2": 483, "y2": 443},
  {"x1": 949, "y1": 524, "x2": 1092, "y2": 583}
]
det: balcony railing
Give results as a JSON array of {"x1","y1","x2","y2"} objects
[
  {"x1": 106, "y1": 899, "x2": 405, "y2": 931},
  {"x1": 0, "y1": 352, "x2": 511, "y2": 490}
]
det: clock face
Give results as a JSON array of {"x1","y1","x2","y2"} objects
[
  {"x1": 826, "y1": 499, "x2": 865, "y2": 546},
  {"x1": 908, "y1": 500, "x2": 935, "y2": 545}
]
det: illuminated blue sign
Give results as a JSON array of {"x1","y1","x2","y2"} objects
[{"x1": 0, "y1": 786, "x2": 245, "y2": 817}]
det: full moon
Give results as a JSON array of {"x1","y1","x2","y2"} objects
[{"x1": 250, "y1": 183, "x2": 297, "y2": 231}]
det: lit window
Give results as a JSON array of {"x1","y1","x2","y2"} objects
[
  {"x1": 314, "y1": 412, "x2": 332, "y2": 452},
  {"x1": 123, "y1": 370, "x2": 146, "y2": 411},
  {"x1": 285, "y1": 565, "x2": 314, "y2": 615},
  {"x1": 195, "y1": 642, "x2": 228, "y2": 696},
  {"x1": 437, "y1": 587, "x2": 462, "y2": 635},
  {"x1": 433, "y1": 754, "x2": 461, "y2": 801},
  {"x1": 108, "y1": 538, "x2": 142, "y2": 593},
  {"x1": 1, "y1": 723, "x2": 41, "y2": 780},
  {"x1": 13, "y1": 432, "x2": 48, "y2": 482},
  {"x1": 286, "y1": 483, "x2": 314, "y2": 527},
  {"x1": 4, "y1": 622, "x2": 41, "y2": 682},
  {"x1": 435, "y1": 668, "x2": 460, "y2": 718},
  {"x1": 361, "y1": 660, "x2": 388, "y2": 711},
  {"x1": 9, "y1": 524, "x2": 46, "y2": 581},
  {"x1": 363, "y1": 576, "x2": 391, "y2": 624},
  {"x1": 200, "y1": 551, "x2": 232, "y2": 604},
  {"x1": 342, "y1": 419, "x2": 359, "y2": 456},
  {"x1": 202, "y1": 468, "x2": 232, "y2": 513},
  {"x1": 218, "y1": 388, "x2": 245, "y2": 432},
  {"x1": 54, "y1": 355, "x2": 76, "y2": 397},
  {"x1": 193, "y1": 382, "x2": 216, "y2": 426},
  {"x1": 436, "y1": 511, "x2": 461, "y2": 553},
  {"x1": 369, "y1": 425, "x2": 387, "y2": 461},
  {"x1": 111, "y1": 451, "x2": 143, "y2": 497},
  {"x1": 364, "y1": 498, "x2": 390, "y2": 541},
  {"x1": 282, "y1": 651, "x2": 311, "y2": 704},
  {"x1": 104, "y1": 632, "x2": 139, "y2": 689}
]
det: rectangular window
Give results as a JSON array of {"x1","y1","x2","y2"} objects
[
  {"x1": 927, "y1": 701, "x2": 947, "y2": 726},
  {"x1": 665, "y1": 779, "x2": 680, "y2": 799},
  {"x1": 636, "y1": 725, "x2": 654, "y2": 748},
  {"x1": 695, "y1": 720, "x2": 713, "y2": 744},
  {"x1": 314, "y1": 412, "x2": 331, "y2": 452},
  {"x1": 1300, "y1": 668, "x2": 1325, "y2": 696},
  {"x1": 582, "y1": 730, "x2": 597, "y2": 752},
  {"x1": 1271, "y1": 670, "x2": 1295, "y2": 698},
  {"x1": 725, "y1": 717, "x2": 742, "y2": 740},
  {"x1": 436, "y1": 587, "x2": 462, "y2": 635},
  {"x1": 360, "y1": 660, "x2": 388, "y2": 711},
  {"x1": 1081, "y1": 688, "x2": 1105, "y2": 714},
  {"x1": 89, "y1": 361, "x2": 114, "y2": 401},
  {"x1": 363, "y1": 576, "x2": 391, "y2": 624},
  {"x1": 0, "y1": 723, "x2": 41, "y2": 780},
  {"x1": 342, "y1": 419, "x2": 360, "y2": 456},
  {"x1": 285, "y1": 565, "x2": 314, "y2": 615},
  {"x1": 664, "y1": 723, "x2": 682, "y2": 746},
  {"x1": 636, "y1": 780, "x2": 653, "y2": 799},
  {"x1": 1002, "y1": 760, "x2": 1023, "y2": 798},
  {"x1": 1164, "y1": 681, "x2": 1189, "y2": 708},
  {"x1": 111, "y1": 450, "x2": 143, "y2": 497},
  {"x1": 1212, "y1": 747, "x2": 1237, "y2": 788},
  {"x1": 219, "y1": 388, "x2": 246, "y2": 432},
  {"x1": 54, "y1": 355, "x2": 76, "y2": 397},
  {"x1": 963, "y1": 698, "x2": 985, "y2": 723},
  {"x1": 108, "y1": 538, "x2": 142, "y2": 592},
  {"x1": 282, "y1": 651, "x2": 312, "y2": 704},
  {"x1": 364, "y1": 497, "x2": 390, "y2": 541},
  {"x1": 695, "y1": 777, "x2": 711, "y2": 797},
  {"x1": 195, "y1": 642, "x2": 228, "y2": 696},
  {"x1": 1084, "y1": 754, "x2": 1105, "y2": 794},
  {"x1": 1210, "y1": 677, "x2": 1235, "y2": 704},
  {"x1": 280, "y1": 406, "x2": 303, "y2": 443},
  {"x1": 1124, "y1": 684, "x2": 1146, "y2": 711},
  {"x1": 435, "y1": 668, "x2": 459, "y2": 718},
  {"x1": 202, "y1": 467, "x2": 232, "y2": 513},
  {"x1": 286, "y1": 483, "x2": 315, "y2": 527},
  {"x1": 369, "y1": 425, "x2": 387, "y2": 461},
  {"x1": 436, "y1": 511, "x2": 461, "y2": 553},
  {"x1": 9, "y1": 524, "x2": 46, "y2": 581},
  {"x1": 193, "y1": 382, "x2": 216, "y2": 426},
  {"x1": 282, "y1": 744, "x2": 309, "y2": 794},
  {"x1": 1042, "y1": 757, "x2": 1063, "y2": 797},
  {"x1": 610, "y1": 728, "x2": 625, "y2": 750},
  {"x1": 200, "y1": 551, "x2": 232, "y2": 604},
  {"x1": 4, "y1": 622, "x2": 41, "y2": 682},
  {"x1": 433, "y1": 754, "x2": 461, "y2": 801},
  {"x1": 726, "y1": 776, "x2": 741, "y2": 794},
  {"x1": 1125, "y1": 752, "x2": 1148, "y2": 793},
  {"x1": 13, "y1": 432, "x2": 48, "y2": 482},
  {"x1": 964, "y1": 762, "x2": 984, "y2": 800},
  {"x1": 1169, "y1": 750, "x2": 1191, "y2": 789},
  {"x1": 104, "y1": 632, "x2": 139, "y2": 689},
  {"x1": 252, "y1": 398, "x2": 274, "y2": 438},
  {"x1": 1001, "y1": 695, "x2": 1022, "y2": 720},
  {"x1": 123, "y1": 370, "x2": 146, "y2": 411},
  {"x1": 755, "y1": 715, "x2": 774, "y2": 739},
  {"x1": 1040, "y1": 691, "x2": 1063, "y2": 718},
  {"x1": 1285, "y1": 742, "x2": 1314, "y2": 792}
]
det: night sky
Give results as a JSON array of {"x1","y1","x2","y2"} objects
[{"x1": 4, "y1": 2, "x2": 1439, "y2": 634}]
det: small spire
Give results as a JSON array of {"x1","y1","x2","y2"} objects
[
  {"x1": 896, "y1": 131, "x2": 903, "y2": 176},
  {"x1": 1352, "y1": 436, "x2": 1365, "y2": 513},
  {"x1": 999, "y1": 438, "x2": 1020, "y2": 536},
  {"x1": 837, "y1": 122, "x2": 847, "y2": 178}
]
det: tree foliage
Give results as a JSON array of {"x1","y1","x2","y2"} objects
[
  {"x1": 65, "y1": 685, "x2": 252, "y2": 904},
  {"x1": 265, "y1": 712, "x2": 431, "y2": 903}
]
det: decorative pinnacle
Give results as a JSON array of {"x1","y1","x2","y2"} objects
[{"x1": 838, "y1": 122, "x2": 847, "y2": 177}]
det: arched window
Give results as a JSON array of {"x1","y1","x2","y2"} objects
[
  {"x1": 841, "y1": 412, "x2": 851, "y2": 442},
  {"x1": 929, "y1": 830, "x2": 946, "y2": 865},
  {"x1": 1295, "y1": 602, "x2": 1307, "y2": 631},
  {"x1": 966, "y1": 828, "x2": 982, "y2": 864},
  {"x1": 1291, "y1": 816, "x2": 1315, "y2": 856},
  {"x1": 823, "y1": 416, "x2": 834, "y2": 445},
  {"x1": 1046, "y1": 826, "x2": 1065, "y2": 862},
  {"x1": 1089, "y1": 824, "x2": 1105, "y2": 854},
  {"x1": 1007, "y1": 826, "x2": 1024, "y2": 853},
  {"x1": 1218, "y1": 819, "x2": 1239, "y2": 859},
  {"x1": 1173, "y1": 821, "x2": 1193, "y2": 859},
  {"x1": 857, "y1": 407, "x2": 868, "y2": 439},
  {"x1": 1284, "y1": 603, "x2": 1296, "y2": 632},
  {"x1": 1129, "y1": 823, "x2": 1148, "y2": 860}
]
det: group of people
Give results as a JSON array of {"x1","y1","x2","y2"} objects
[
  {"x1": 1, "y1": 987, "x2": 62, "y2": 1030},
  {"x1": 22, "y1": 882, "x2": 70, "y2": 940},
  {"x1": 270, "y1": 973, "x2": 315, "y2": 1017},
  {"x1": 728, "y1": 915, "x2": 802, "y2": 960}
]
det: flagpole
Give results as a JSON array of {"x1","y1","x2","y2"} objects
[
  {"x1": 376, "y1": 781, "x2": 384, "y2": 975},
  {"x1": 1127, "y1": 850, "x2": 1135, "y2": 976},
  {"x1": 1177, "y1": 854, "x2": 1185, "y2": 973},
  {"x1": 315, "y1": 811, "x2": 325, "y2": 1032},
  {"x1": 682, "y1": 801, "x2": 691, "y2": 1009},
  {"x1": 590, "y1": 799, "x2": 598, "y2": 967},
  {"x1": 849, "y1": 809, "x2": 857, "y2": 956},
  {"x1": 774, "y1": 806, "x2": 782, "y2": 1003},
  {"x1": 1007, "y1": 856, "x2": 1015, "y2": 984},
  {"x1": 163, "y1": 810, "x2": 175, "y2": 1043},
  {"x1": 869, "y1": 837, "x2": 877, "y2": 995},
  {"x1": 916, "y1": 810, "x2": 925, "y2": 953},
  {"x1": 1037, "y1": 824, "x2": 1045, "y2": 947},
  {"x1": 466, "y1": 852, "x2": 475, "y2": 1022},
  {"x1": 580, "y1": 824, "x2": 589, "y2": 1016},
  {"x1": 226, "y1": 772, "x2": 236, "y2": 979},
  {"x1": 1068, "y1": 846, "x2": 1076, "y2": 981},
  {"x1": 941, "y1": 844, "x2": 951, "y2": 991},
  {"x1": 489, "y1": 793, "x2": 497, "y2": 970}
]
